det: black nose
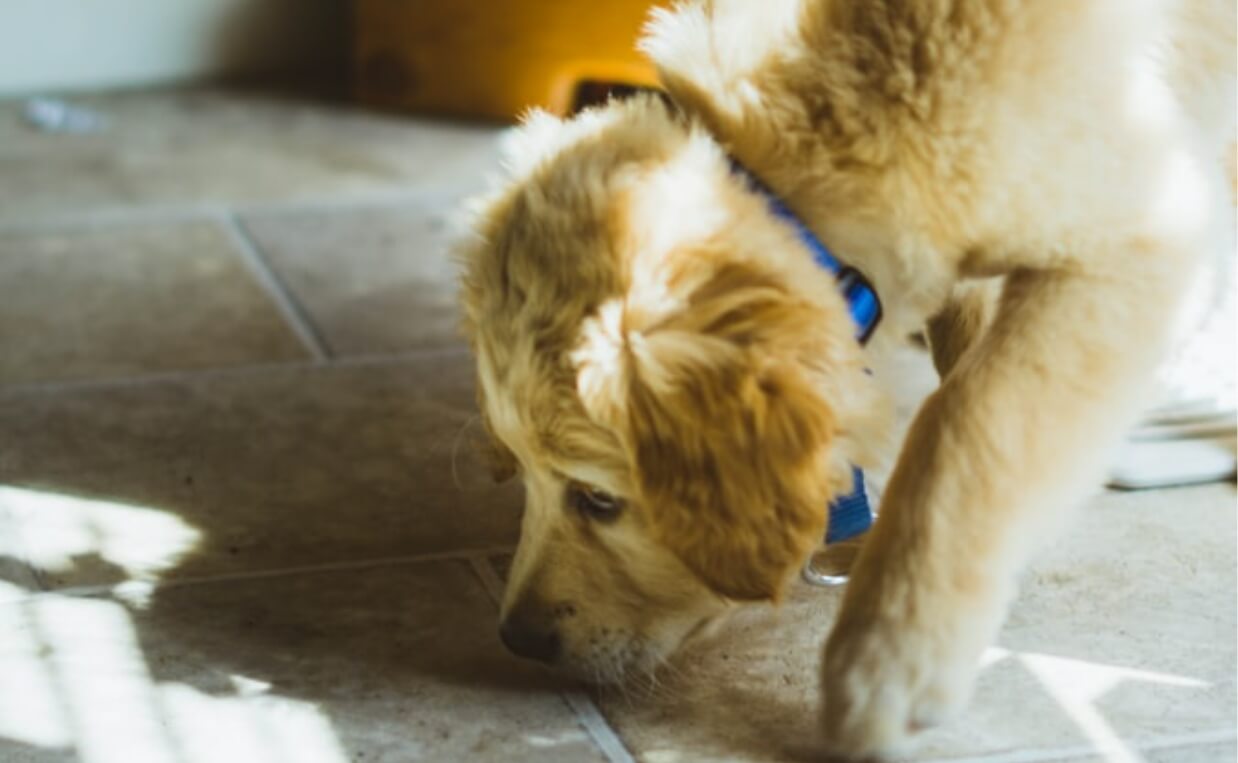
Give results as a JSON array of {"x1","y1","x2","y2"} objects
[{"x1": 498, "y1": 616, "x2": 561, "y2": 664}]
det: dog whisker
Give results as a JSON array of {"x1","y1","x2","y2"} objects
[{"x1": 448, "y1": 413, "x2": 482, "y2": 491}]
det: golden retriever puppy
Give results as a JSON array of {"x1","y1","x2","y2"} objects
[{"x1": 457, "y1": 0, "x2": 1235, "y2": 757}]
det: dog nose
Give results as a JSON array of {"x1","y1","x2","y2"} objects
[{"x1": 498, "y1": 615, "x2": 561, "y2": 664}]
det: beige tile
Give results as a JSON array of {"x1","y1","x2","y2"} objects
[
  {"x1": 0, "y1": 89, "x2": 502, "y2": 225},
  {"x1": 241, "y1": 202, "x2": 465, "y2": 356},
  {"x1": 0, "y1": 560, "x2": 605, "y2": 762},
  {"x1": 0, "y1": 354, "x2": 522, "y2": 589},
  {"x1": 0, "y1": 222, "x2": 309, "y2": 386},
  {"x1": 593, "y1": 484, "x2": 1236, "y2": 762}
]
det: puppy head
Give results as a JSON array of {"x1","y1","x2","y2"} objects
[{"x1": 459, "y1": 96, "x2": 876, "y2": 681}]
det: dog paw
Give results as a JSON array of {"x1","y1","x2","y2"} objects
[{"x1": 818, "y1": 592, "x2": 994, "y2": 760}]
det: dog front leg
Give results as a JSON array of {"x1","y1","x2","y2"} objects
[{"x1": 818, "y1": 259, "x2": 1189, "y2": 758}]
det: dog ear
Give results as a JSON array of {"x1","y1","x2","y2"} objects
[
  {"x1": 575, "y1": 262, "x2": 841, "y2": 601},
  {"x1": 467, "y1": 372, "x2": 519, "y2": 483},
  {"x1": 479, "y1": 410, "x2": 518, "y2": 483},
  {"x1": 498, "y1": 108, "x2": 568, "y2": 180}
]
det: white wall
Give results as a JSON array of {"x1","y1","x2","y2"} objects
[{"x1": 0, "y1": 0, "x2": 347, "y2": 96}]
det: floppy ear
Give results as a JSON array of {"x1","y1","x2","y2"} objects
[{"x1": 575, "y1": 262, "x2": 842, "y2": 601}]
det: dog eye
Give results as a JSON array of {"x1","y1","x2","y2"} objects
[{"x1": 567, "y1": 483, "x2": 624, "y2": 522}]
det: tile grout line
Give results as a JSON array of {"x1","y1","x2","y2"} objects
[
  {"x1": 1119, "y1": 729, "x2": 1238, "y2": 760},
  {"x1": 237, "y1": 185, "x2": 487, "y2": 217},
  {"x1": 217, "y1": 210, "x2": 333, "y2": 362},
  {"x1": 467, "y1": 556, "x2": 638, "y2": 763},
  {"x1": 0, "y1": 202, "x2": 222, "y2": 234},
  {"x1": 0, "y1": 187, "x2": 482, "y2": 235},
  {"x1": 558, "y1": 692, "x2": 639, "y2": 763},
  {"x1": 15, "y1": 545, "x2": 517, "y2": 602},
  {"x1": 467, "y1": 555, "x2": 507, "y2": 605},
  {"x1": 0, "y1": 345, "x2": 474, "y2": 397},
  {"x1": 924, "y1": 728, "x2": 1238, "y2": 763}
]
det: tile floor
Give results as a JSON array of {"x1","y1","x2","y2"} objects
[{"x1": 0, "y1": 88, "x2": 1233, "y2": 763}]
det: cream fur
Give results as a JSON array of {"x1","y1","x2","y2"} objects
[{"x1": 458, "y1": 0, "x2": 1235, "y2": 757}]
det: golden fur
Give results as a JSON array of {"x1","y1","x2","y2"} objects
[{"x1": 457, "y1": 0, "x2": 1235, "y2": 757}]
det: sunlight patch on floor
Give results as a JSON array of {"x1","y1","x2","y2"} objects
[
  {"x1": 1020, "y1": 650, "x2": 1209, "y2": 763},
  {"x1": 0, "y1": 486, "x2": 202, "y2": 588},
  {"x1": 0, "y1": 593, "x2": 351, "y2": 763}
]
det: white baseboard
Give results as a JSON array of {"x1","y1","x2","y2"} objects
[{"x1": 0, "y1": 0, "x2": 346, "y2": 97}]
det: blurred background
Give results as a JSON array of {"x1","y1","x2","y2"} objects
[
  {"x1": 2, "y1": 0, "x2": 350, "y2": 98},
  {"x1": 1, "y1": 0, "x2": 659, "y2": 118}
]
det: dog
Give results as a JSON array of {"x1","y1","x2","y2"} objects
[{"x1": 457, "y1": 0, "x2": 1235, "y2": 757}]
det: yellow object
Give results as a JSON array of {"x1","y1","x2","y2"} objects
[{"x1": 354, "y1": 1, "x2": 661, "y2": 121}]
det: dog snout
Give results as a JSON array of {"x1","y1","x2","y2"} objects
[{"x1": 498, "y1": 612, "x2": 562, "y2": 664}]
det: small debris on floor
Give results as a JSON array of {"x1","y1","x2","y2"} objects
[{"x1": 22, "y1": 97, "x2": 108, "y2": 134}]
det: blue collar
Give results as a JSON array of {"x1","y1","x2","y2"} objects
[
  {"x1": 728, "y1": 159, "x2": 882, "y2": 344},
  {"x1": 728, "y1": 158, "x2": 879, "y2": 547}
]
